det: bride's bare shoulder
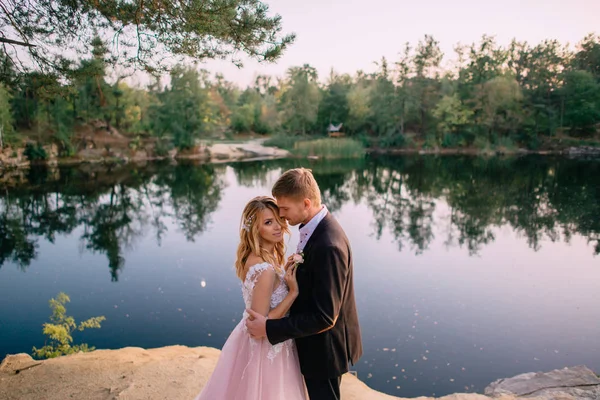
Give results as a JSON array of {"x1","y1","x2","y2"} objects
[{"x1": 244, "y1": 254, "x2": 266, "y2": 269}]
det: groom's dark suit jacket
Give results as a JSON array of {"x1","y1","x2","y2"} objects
[{"x1": 266, "y1": 213, "x2": 363, "y2": 379}]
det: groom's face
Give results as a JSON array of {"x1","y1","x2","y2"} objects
[{"x1": 275, "y1": 196, "x2": 308, "y2": 226}]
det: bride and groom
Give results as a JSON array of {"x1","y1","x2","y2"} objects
[{"x1": 194, "y1": 168, "x2": 363, "y2": 400}]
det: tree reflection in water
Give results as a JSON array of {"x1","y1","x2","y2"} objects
[{"x1": 1, "y1": 155, "x2": 598, "y2": 279}]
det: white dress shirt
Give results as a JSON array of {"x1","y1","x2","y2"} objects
[{"x1": 296, "y1": 205, "x2": 328, "y2": 253}]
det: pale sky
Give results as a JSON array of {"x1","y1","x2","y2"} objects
[{"x1": 195, "y1": 0, "x2": 599, "y2": 87}]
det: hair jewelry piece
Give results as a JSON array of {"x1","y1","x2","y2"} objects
[{"x1": 242, "y1": 215, "x2": 254, "y2": 232}]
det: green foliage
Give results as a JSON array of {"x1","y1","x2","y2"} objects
[
  {"x1": 0, "y1": 83, "x2": 14, "y2": 146},
  {"x1": 559, "y1": 70, "x2": 600, "y2": 136},
  {"x1": 369, "y1": 58, "x2": 398, "y2": 136},
  {"x1": 433, "y1": 94, "x2": 473, "y2": 135},
  {"x1": 474, "y1": 75, "x2": 524, "y2": 137},
  {"x1": 154, "y1": 139, "x2": 174, "y2": 157},
  {"x1": 3, "y1": 33, "x2": 600, "y2": 154},
  {"x1": 280, "y1": 65, "x2": 320, "y2": 134},
  {"x1": 263, "y1": 134, "x2": 300, "y2": 150},
  {"x1": 292, "y1": 138, "x2": 365, "y2": 158},
  {"x1": 422, "y1": 134, "x2": 439, "y2": 149},
  {"x1": 380, "y1": 133, "x2": 409, "y2": 148},
  {"x1": 149, "y1": 66, "x2": 209, "y2": 149},
  {"x1": 32, "y1": 292, "x2": 105, "y2": 359},
  {"x1": 495, "y1": 136, "x2": 517, "y2": 152},
  {"x1": 23, "y1": 142, "x2": 48, "y2": 161},
  {"x1": 474, "y1": 136, "x2": 493, "y2": 152},
  {"x1": 572, "y1": 34, "x2": 600, "y2": 80},
  {"x1": 317, "y1": 71, "x2": 352, "y2": 133},
  {"x1": 346, "y1": 82, "x2": 372, "y2": 134},
  {"x1": 442, "y1": 133, "x2": 462, "y2": 148},
  {"x1": 55, "y1": 128, "x2": 76, "y2": 157},
  {"x1": 129, "y1": 135, "x2": 143, "y2": 151},
  {"x1": 231, "y1": 104, "x2": 256, "y2": 133},
  {"x1": 2, "y1": 0, "x2": 295, "y2": 76}
]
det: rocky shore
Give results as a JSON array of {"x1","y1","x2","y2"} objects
[
  {"x1": 2, "y1": 138, "x2": 600, "y2": 171},
  {"x1": 1, "y1": 346, "x2": 598, "y2": 400},
  {"x1": 0, "y1": 139, "x2": 290, "y2": 170}
]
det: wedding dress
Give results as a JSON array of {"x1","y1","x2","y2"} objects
[{"x1": 194, "y1": 262, "x2": 307, "y2": 400}]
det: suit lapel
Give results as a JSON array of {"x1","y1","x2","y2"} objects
[{"x1": 300, "y1": 213, "x2": 331, "y2": 260}]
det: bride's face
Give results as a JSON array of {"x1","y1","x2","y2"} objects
[{"x1": 258, "y1": 208, "x2": 284, "y2": 244}]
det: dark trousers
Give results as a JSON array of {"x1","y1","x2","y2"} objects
[{"x1": 304, "y1": 376, "x2": 342, "y2": 400}]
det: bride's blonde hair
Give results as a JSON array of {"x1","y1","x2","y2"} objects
[{"x1": 235, "y1": 196, "x2": 289, "y2": 281}]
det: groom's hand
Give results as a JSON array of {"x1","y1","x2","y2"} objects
[{"x1": 245, "y1": 309, "x2": 267, "y2": 339}]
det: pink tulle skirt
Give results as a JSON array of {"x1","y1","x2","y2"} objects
[{"x1": 195, "y1": 319, "x2": 307, "y2": 400}]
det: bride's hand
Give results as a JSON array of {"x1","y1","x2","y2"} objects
[
  {"x1": 284, "y1": 257, "x2": 295, "y2": 271},
  {"x1": 284, "y1": 262, "x2": 299, "y2": 296}
]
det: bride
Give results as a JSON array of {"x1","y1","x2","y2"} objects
[{"x1": 194, "y1": 196, "x2": 307, "y2": 400}]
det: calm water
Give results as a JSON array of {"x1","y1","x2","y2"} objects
[{"x1": 1, "y1": 155, "x2": 599, "y2": 398}]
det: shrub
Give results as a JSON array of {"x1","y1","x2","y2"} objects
[
  {"x1": 24, "y1": 142, "x2": 48, "y2": 161},
  {"x1": 32, "y1": 292, "x2": 105, "y2": 359}
]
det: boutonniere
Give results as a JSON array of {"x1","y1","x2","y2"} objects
[{"x1": 292, "y1": 251, "x2": 304, "y2": 266}]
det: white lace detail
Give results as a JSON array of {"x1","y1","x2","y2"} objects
[{"x1": 241, "y1": 262, "x2": 294, "y2": 363}]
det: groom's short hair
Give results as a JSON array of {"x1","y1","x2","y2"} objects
[{"x1": 272, "y1": 168, "x2": 322, "y2": 207}]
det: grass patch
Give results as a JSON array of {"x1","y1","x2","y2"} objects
[
  {"x1": 495, "y1": 136, "x2": 517, "y2": 153},
  {"x1": 421, "y1": 134, "x2": 439, "y2": 150},
  {"x1": 263, "y1": 134, "x2": 301, "y2": 151},
  {"x1": 293, "y1": 138, "x2": 365, "y2": 159},
  {"x1": 474, "y1": 136, "x2": 494, "y2": 154},
  {"x1": 554, "y1": 137, "x2": 600, "y2": 147}
]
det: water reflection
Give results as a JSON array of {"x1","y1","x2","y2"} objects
[
  {"x1": 1, "y1": 156, "x2": 599, "y2": 277},
  {"x1": 1, "y1": 155, "x2": 599, "y2": 397},
  {"x1": 0, "y1": 163, "x2": 225, "y2": 279}
]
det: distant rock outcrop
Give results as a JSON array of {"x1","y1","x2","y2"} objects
[
  {"x1": 565, "y1": 146, "x2": 600, "y2": 157},
  {"x1": 484, "y1": 365, "x2": 600, "y2": 399}
]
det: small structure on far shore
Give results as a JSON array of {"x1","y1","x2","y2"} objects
[{"x1": 328, "y1": 123, "x2": 344, "y2": 138}]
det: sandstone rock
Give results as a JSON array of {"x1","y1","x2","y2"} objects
[
  {"x1": 0, "y1": 346, "x2": 414, "y2": 400},
  {"x1": 207, "y1": 139, "x2": 289, "y2": 162},
  {"x1": 565, "y1": 146, "x2": 600, "y2": 157},
  {"x1": 484, "y1": 365, "x2": 600, "y2": 399},
  {"x1": 4, "y1": 345, "x2": 594, "y2": 400},
  {"x1": 0, "y1": 147, "x2": 29, "y2": 169},
  {"x1": 77, "y1": 148, "x2": 106, "y2": 161}
]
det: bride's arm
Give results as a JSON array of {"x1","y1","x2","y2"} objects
[
  {"x1": 249, "y1": 268, "x2": 278, "y2": 317},
  {"x1": 267, "y1": 262, "x2": 299, "y2": 319},
  {"x1": 250, "y1": 265, "x2": 299, "y2": 320},
  {"x1": 267, "y1": 290, "x2": 298, "y2": 320}
]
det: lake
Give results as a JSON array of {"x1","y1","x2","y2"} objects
[{"x1": 1, "y1": 155, "x2": 599, "y2": 398}]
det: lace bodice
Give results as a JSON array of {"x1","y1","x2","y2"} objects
[
  {"x1": 241, "y1": 262, "x2": 293, "y2": 362},
  {"x1": 242, "y1": 262, "x2": 288, "y2": 310}
]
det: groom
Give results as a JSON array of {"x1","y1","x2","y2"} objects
[{"x1": 246, "y1": 168, "x2": 363, "y2": 400}]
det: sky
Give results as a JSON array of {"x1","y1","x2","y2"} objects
[{"x1": 185, "y1": 0, "x2": 600, "y2": 87}]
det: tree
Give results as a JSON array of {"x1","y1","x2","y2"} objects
[
  {"x1": 71, "y1": 36, "x2": 113, "y2": 124},
  {"x1": 395, "y1": 42, "x2": 412, "y2": 134},
  {"x1": 433, "y1": 94, "x2": 473, "y2": 135},
  {"x1": 412, "y1": 35, "x2": 443, "y2": 135},
  {"x1": 0, "y1": 83, "x2": 14, "y2": 147},
  {"x1": 1, "y1": 0, "x2": 295, "y2": 75},
  {"x1": 280, "y1": 64, "x2": 320, "y2": 134},
  {"x1": 346, "y1": 78, "x2": 372, "y2": 135},
  {"x1": 317, "y1": 70, "x2": 351, "y2": 133},
  {"x1": 559, "y1": 70, "x2": 600, "y2": 135},
  {"x1": 512, "y1": 40, "x2": 567, "y2": 136},
  {"x1": 474, "y1": 75, "x2": 524, "y2": 138},
  {"x1": 369, "y1": 58, "x2": 398, "y2": 136},
  {"x1": 573, "y1": 34, "x2": 600, "y2": 81},
  {"x1": 149, "y1": 65, "x2": 209, "y2": 149}
]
